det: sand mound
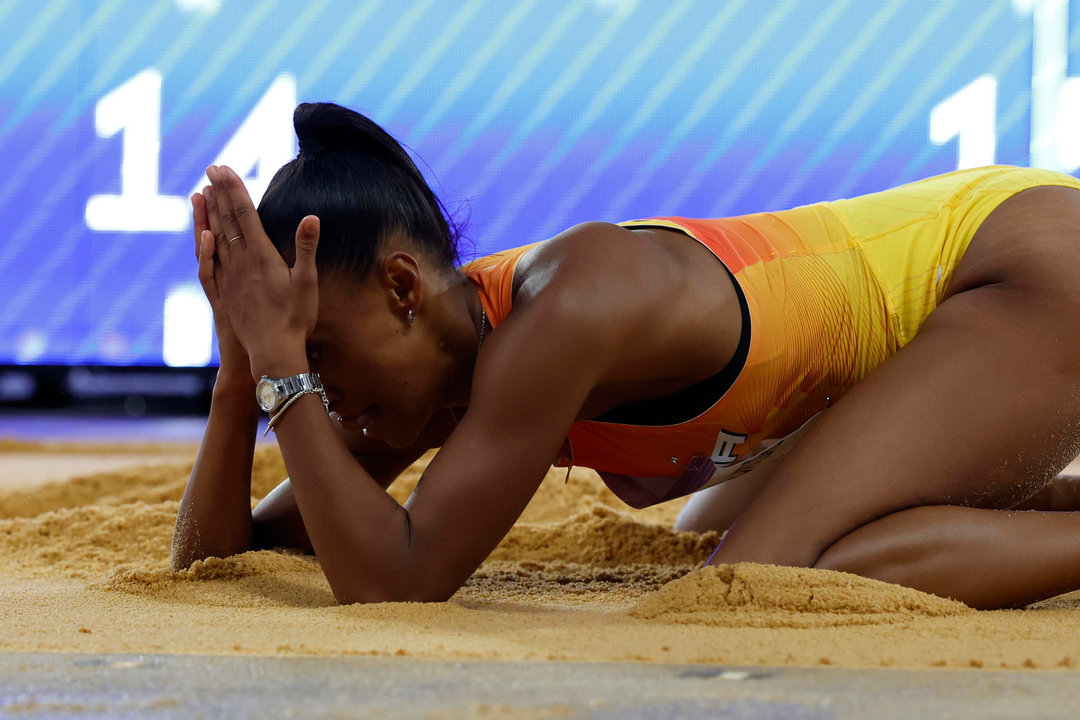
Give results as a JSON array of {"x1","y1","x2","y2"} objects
[
  {"x1": 629, "y1": 563, "x2": 972, "y2": 627},
  {"x1": 0, "y1": 501, "x2": 177, "y2": 579},
  {"x1": 0, "y1": 451, "x2": 704, "y2": 612},
  {"x1": 490, "y1": 505, "x2": 721, "y2": 567},
  {"x1": 0, "y1": 463, "x2": 190, "y2": 520},
  {"x1": 90, "y1": 505, "x2": 712, "y2": 610},
  {"x1": 100, "y1": 550, "x2": 337, "y2": 609}
]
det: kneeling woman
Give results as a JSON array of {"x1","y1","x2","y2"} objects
[{"x1": 172, "y1": 102, "x2": 1080, "y2": 610}]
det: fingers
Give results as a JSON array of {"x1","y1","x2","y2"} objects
[
  {"x1": 207, "y1": 165, "x2": 263, "y2": 255},
  {"x1": 192, "y1": 190, "x2": 210, "y2": 261},
  {"x1": 207, "y1": 166, "x2": 244, "y2": 252},
  {"x1": 204, "y1": 182, "x2": 231, "y2": 267},
  {"x1": 293, "y1": 215, "x2": 320, "y2": 285}
]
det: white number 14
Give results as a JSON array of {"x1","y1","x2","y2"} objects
[{"x1": 85, "y1": 68, "x2": 296, "y2": 233}]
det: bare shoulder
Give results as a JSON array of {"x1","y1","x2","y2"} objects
[
  {"x1": 499, "y1": 220, "x2": 741, "y2": 398},
  {"x1": 484, "y1": 221, "x2": 700, "y2": 393},
  {"x1": 513, "y1": 221, "x2": 676, "y2": 315},
  {"x1": 466, "y1": 223, "x2": 662, "y2": 433}
]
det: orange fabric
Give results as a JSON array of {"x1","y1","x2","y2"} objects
[
  {"x1": 463, "y1": 166, "x2": 1080, "y2": 508},
  {"x1": 465, "y1": 242, "x2": 543, "y2": 326}
]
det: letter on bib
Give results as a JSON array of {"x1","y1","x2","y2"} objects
[{"x1": 710, "y1": 429, "x2": 748, "y2": 467}]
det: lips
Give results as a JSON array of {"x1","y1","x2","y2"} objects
[{"x1": 332, "y1": 403, "x2": 378, "y2": 430}]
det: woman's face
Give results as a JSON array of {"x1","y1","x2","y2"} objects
[{"x1": 306, "y1": 271, "x2": 447, "y2": 450}]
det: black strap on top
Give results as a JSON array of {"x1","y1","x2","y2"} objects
[{"x1": 590, "y1": 226, "x2": 751, "y2": 427}]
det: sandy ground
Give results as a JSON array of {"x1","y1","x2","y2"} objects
[{"x1": 2, "y1": 442, "x2": 1080, "y2": 670}]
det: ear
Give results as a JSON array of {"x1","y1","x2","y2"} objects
[{"x1": 380, "y1": 251, "x2": 424, "y2": 321}]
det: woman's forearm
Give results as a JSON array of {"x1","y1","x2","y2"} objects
[
  {"x1": 270, "y1": 393, "x2": 425, "y2": 604},
  {"x1": 170, "y1": 374, "x2": 260, "y2": 570}
]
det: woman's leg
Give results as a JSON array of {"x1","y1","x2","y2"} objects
[
  {"x1": 1014, "y1": 474, "x2": 1080, "y2": 511},
  {"x1": 674, "y1": 464, "x2": 774, "y2": 533},
  {"x1": 814, "y1": 505, "x2": 1080, "y2": 609},
  {"x1": 705, "y1": 186, "x2": 1080, "y2": 609}
]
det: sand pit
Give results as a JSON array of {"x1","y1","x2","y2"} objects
[{"x1": 2, "y1": 444, "x2": 1080, "y2": 669}]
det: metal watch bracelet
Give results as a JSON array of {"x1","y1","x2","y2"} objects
[{"x1": 264, "y1": 388, "x2": 329, "y2": 436}]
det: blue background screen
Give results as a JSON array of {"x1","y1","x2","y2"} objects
[{"x1": 1, "y1": 0, "x2": 1076, "y2": 367}]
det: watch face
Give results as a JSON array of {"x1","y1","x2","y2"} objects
[{"x1": 256, "y1": 380, "x2": 279, "y2": 412}]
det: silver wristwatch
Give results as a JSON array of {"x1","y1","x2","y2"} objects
[{"x1": 256, "y1": 372, "x2": 325, "y2": 414}]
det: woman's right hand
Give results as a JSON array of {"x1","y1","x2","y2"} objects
[{"x1": 192, "y1": 186, "x2": 252, "y2": 389}]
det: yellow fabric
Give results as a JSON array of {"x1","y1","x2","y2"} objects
[
  {"x1": 466, "y1": 166, "x2": 1080, "y2": 507},
  {"x1": 831, "y1": 165, "x2": 1080, "y2": 345}
]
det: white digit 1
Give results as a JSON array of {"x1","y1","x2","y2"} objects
[
  {"x1": 1015, "y1": 0, "x2": 1068, "y2": 170},
  {"x1": 929, "y1": 75, "x2": 997, "y2": 170},
  {"x1": 191, "y1": 74, "x2": 297, "y2": 206},
  {"x1": 85, "y1": 69, "x2": 188, "y2": 232},
  {"x1": 162, "y1": 283, "x2": 212, "y2": 367}
]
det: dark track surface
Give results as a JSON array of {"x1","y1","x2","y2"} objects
[{"x1": 1, "y1": 652, "x2": 1077, "y2": 719}]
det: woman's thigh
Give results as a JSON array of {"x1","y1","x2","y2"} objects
[{"x1": 707, "y1": 186, "x2": 1080, "y2": 567}]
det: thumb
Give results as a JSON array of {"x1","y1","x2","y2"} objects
[{"x1": 294, "y1": 215, "x2": 320, "y2": 281}]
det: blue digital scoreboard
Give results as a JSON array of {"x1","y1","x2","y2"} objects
[{"x1": 1, "y1": 0, "x2": 1077, "y2": 369}]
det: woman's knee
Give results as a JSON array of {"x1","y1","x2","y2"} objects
[
  {"x1": 673, "y1": 488, "x2": 731, "y2": 533},
  {"x1": 674, "y1": 475, "x2": 765, "y2": 533}
]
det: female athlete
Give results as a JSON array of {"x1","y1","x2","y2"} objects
[{"x1": 172, "y1": 102, "x2": 1080, "y2": 610}]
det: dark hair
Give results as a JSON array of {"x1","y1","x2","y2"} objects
[{"x1": 258, "y1": 102, "x2": 462, "y2": 279}]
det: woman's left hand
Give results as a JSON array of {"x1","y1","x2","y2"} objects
[{"x1": 202, "y1": 164, "x2": 321, "y2": 381}]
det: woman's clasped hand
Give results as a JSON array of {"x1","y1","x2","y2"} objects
[{"x1": 193, "y1": 164, "x2": 322, "y2": 381}]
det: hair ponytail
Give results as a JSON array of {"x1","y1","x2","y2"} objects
[{"x1": 259, "y1": 102, "x2": 462, "y2": 279}]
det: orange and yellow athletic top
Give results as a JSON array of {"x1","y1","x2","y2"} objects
[{"x1": 464, "y1": 166, "x2": 1080, "y2": 508}]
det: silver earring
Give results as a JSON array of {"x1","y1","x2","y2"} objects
[{"x1": 407, "y1": 309, "x2": 416, "y2": 324}]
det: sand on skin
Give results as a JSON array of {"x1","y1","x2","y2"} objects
[{"x1": 1, "y1": 444, "x2": 1079, "y2": 669}]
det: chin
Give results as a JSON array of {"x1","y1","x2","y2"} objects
[
  {"x1": 383, "y1": 428, "x2": 422, "y2": 450},
  {"x1": 379, "y1": 414, "x2": 426, "y2": 450}
]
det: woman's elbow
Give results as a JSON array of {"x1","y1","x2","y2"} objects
[{"x1": 328, "y1": 564, "x2": 459, "y2": 605}]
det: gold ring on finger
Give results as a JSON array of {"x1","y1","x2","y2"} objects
[{"x1": 227, "y1": 235, "x2": 243, "y2": 246}]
